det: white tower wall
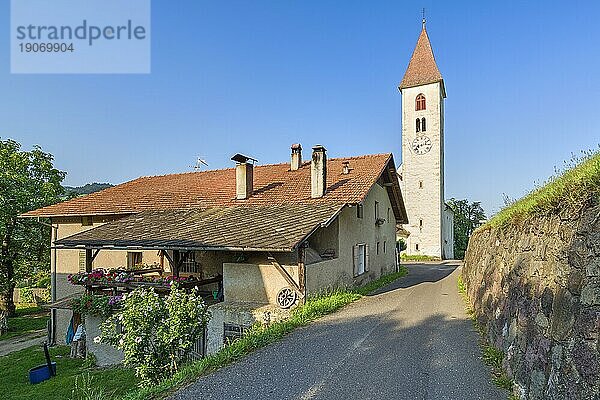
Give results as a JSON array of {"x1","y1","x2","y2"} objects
[{"x1": 400, "y1": 82, "x2": 445, "y2": 258}]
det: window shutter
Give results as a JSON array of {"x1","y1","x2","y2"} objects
[
  {"x1": 352, "y1": 245, "x2": 358, "y2": 276},
  {"x1": 365, "y1": 244, "x2": 370, "y2": 272},
  {"x1": 78, "y1": 251, "x2": 86, "y2": 272}
]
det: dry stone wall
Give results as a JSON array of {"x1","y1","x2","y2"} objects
[{"x1": 462, "y1": 205, "x2": 600, "y2": 400}]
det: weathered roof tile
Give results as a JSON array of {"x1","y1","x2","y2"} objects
[
  {"x1": 23, "y1": 154, "x2": 395, "y2": 217},
  {"x1": 55, "y1": 204, "x2": 343, "y2": 252}
]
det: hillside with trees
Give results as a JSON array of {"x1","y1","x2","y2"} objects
[{"x1": 64, "y1": 182, "x2": 113, "y2": 197}]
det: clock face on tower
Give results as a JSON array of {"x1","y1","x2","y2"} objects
[{"x1": 412, "y1": 136, "x2": 432, "y2": 155}]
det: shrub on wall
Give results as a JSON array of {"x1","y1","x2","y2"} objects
[
  {"x1": 98, "y1": 286, "x2": 209, "y2": 387},
  {"x1": 71, "y1": 293, "x2": 123, "y2": 317}
]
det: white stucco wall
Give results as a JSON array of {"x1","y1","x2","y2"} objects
[
  {"x1": 306, "y1": 182, "x2": 398, "y2": 294},
  {"x1": 84, "y1": 314, "x2": 124, "y2": 367},
  {"x1": 223, "y1": 262, "x2": 298, "y2": 304},
  {"x1": 205, "y1": 302, "x2": 289, "y2": 355},
  {"x1": 400, "y1": 81, "x2": 447, "y2": 258}
]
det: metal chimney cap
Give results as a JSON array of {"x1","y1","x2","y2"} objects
[
  {"x1": 312, "y1": 145, "x2": 326, "y2": 151},
  {"x1": 291, "y1": 143, "x2": 302, "y2": 150},
  {"x1": 231, "y1": 153, "x2": 257, "y2": 164}
]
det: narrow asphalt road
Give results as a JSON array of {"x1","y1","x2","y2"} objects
[{"x1": 172, "y1": 263, "x2": 506, "y2": 400}]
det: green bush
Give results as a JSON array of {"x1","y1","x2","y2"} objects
[
  {"x1": 19, "y1": 287, "x2": 35, "y2": 304},
  {"x1": 71, "y1": 294, "x2": 120, "y2": 317},
  {"x1": 99, "y1": 286, "x2": 209, "y2": 387}
]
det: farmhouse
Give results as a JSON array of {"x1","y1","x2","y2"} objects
[{"x1": 22, "y1": 144, "x2": 407, "y2": 360}]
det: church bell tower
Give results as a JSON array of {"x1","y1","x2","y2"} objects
[{"x1": 399, "y1": 19, "x2": 453, "y2": 259}]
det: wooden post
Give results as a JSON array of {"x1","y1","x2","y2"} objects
[
  {"x1": 172, "y1": 250, "x2": 180, "y2": 278},
  {"x1": 85, "y1": 249, "x2": 93, "y2": 272},
  {"x1": 298, "y1": 246, "x2": 306, "y2": 305}
]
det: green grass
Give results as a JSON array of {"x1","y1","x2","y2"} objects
[
  {"x1": 482, "y1": 345, "x2": 504, "y2": 370},
  {"x1": 400, "y1": 254, "x2": 441, "y2": 262},
  {"x1": 0, "y1": 307, "x2": 49, "y2": 341},
  {"x1": 485, "y1": 150, "x2": 600, "y2": 229},
  {"x1": 0, "y1": 345, "x2": 136, "y2": 400},
  {"x1": 458, "y1": 276, "x2": 514, "y2": 396},
  {"x1": 120, "y1": 268, "x2": 409, "y2": 400},
  {"x1": 354, "y1": 267, "x2": 408, "y2": 295}
]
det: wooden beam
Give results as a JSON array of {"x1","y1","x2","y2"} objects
[
  {"x1": 85, "y1": 249, "x2": 94, "y2": 272},
  {"x1": 172, "y1": 250, "x2": 180, "y2": 278},
  {"x1": 161, "y1": 249, "x2": 174, "y2": 266},
  {"x1": 297, "y1": 246, "x2": 306, "y2": 305},
  {"x1": 269, "y1": 254, "x2": 303, "y2": 298}
]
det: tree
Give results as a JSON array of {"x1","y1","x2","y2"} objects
[
  {"x1": 447, "y1": 198, "x2": 486, "y2": 259},
  {"x1": 0, "y1": 139, "x2": 65, "y2": 320}
]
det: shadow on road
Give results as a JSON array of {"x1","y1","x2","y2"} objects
[
  {"x1": 367, "y1": 263, "x2": 459, "y2": 296},
  {"x1": 171, "y1": 309, "x2": 505, "y2": 400}
]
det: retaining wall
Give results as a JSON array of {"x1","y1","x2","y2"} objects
[{"x1": 462, "y1": 205, "x2": 600, "y2": 399}]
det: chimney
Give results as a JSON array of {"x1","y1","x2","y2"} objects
[
  {"x1": 231, "y1": 153, "x2": 256, "y2": 200},
  {"x1": 311, "y1": 145, "x2": 327, "y2": 198},
  {"x1": 341, "y1": 161, "x2": 353, "y2": 175},
  {"x1": 290, "y1": 143, "x2": 302, "y2": 170}
]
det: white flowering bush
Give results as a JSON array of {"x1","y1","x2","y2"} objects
[{"x1": 99, "y1": 286, "x2": 209, "y2": 386}]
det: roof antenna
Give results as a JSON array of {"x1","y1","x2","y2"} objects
[
  {"x1": 422, "y1": 8, "x2": 426, "y2": 27},
  {"x1": 190, "y1": 156, "x2": 209, "y2": 171}
]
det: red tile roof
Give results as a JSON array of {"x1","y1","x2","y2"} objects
[
  {"x1": 23, "y1": 153, "x2": 399, "y2": 218},
  {"x1": 399, "y1": 24, "x2": 444, "y2": 91}
]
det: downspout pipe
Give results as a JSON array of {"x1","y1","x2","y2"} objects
[{"x1": 36, "y1": 217, "x2": 58, "y2": 346}]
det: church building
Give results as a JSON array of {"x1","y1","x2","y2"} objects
[{"x1": 398, "y1": 19, "x2": 454, "y2": 259}]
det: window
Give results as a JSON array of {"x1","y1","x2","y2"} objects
[
  {"x1": 416, "y1": 94, "x2": 426, "y2": 111},
  {"x1": 81, "y1": 216, "x2": 92, "y2": 226},
  {"x1": 180, "y1": 252, "x2": 198, "y2": 273},
  {"x1": 419, "y1": 181, "x2": 423, "y2": 189},
  {"x1": 415, "y1": 243, "x2": 420, "y2": 251},
  {"x1": 223, "y1": 323, "x2": 249, "y2": 344},
  {"x1": 376, "y1": 242, "x2": 380, "y2": 255},
  {"x1": 127, "y1": 252, "x2": 143, "y2": 268},
  {"x1": 415, "y1": 118, "x2": 420, "y2": 133},
  {"x1": 421, "y1": 117, "x2": 426, "y2": 132},
  {"x1": 353, "y1": 244, "x2": 369, "y2": 276},
  {"x1": 357, "y1": 204, "x2": 364, "y2": 219},
  {"x1": 374, "y1": 201, "x2": 380, "y2": 220},
  {"x1": 383, "y1": 241, "x2": 387, "y2": 254}
]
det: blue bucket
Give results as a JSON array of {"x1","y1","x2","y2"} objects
[{"x1": 28, "y1": 362, "x2": 56, "y2": 384}]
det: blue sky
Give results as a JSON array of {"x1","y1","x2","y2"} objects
[{"x1": 1, "y1": 1, "x2": 599, "y2": 215}]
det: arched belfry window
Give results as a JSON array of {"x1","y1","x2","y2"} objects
[
  {"x1": 415, "y1": 118, "x2": 420, "y2": 132},
  {"x1": 416, "y1": 94, "x2": 426, "y2": 111},
  {"x1": 421, "y1": 117, "x2": 426, "y2": 132}
]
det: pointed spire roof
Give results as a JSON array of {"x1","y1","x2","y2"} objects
[{"x1": 399, "y1": 21, "x2": 444, "y2": 93}]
